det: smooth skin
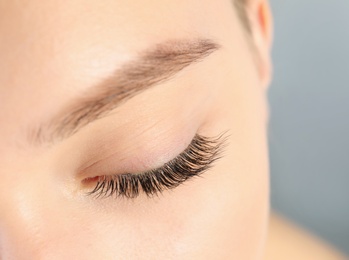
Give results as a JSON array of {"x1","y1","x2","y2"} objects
[{"x1": 0, "y1": 0, "x2": 345, "y2": 259}]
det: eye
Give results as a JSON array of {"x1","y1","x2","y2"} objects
[{"x1": 83, "y1": 131, "x2": 229, "y2": 199}]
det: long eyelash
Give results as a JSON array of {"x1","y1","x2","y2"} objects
[{"x1": 86, "y1": 131, "x2": 229, "y2": 199}]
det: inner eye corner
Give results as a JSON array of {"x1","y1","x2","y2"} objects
[{"x1": 81, "y1": 176, "x2": 101, "y2": 185}]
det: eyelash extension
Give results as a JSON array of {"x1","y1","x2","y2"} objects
[{"x1": 86, "y1": 131, "x2": 229, "y2": 199}]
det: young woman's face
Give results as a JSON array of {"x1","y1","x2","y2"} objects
[{"x1": 0, "y1": 0, "x2": 272, "y2": 258}]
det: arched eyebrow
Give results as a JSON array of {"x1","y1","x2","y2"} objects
[{"x1": 29, "y1": 38, "x2": 220, "y2": 146}]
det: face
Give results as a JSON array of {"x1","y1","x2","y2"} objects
[{"x1": 0, "y1": 0, "x2": 272, "y2": 259}]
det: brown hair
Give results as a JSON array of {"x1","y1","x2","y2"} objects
[{"x1": 234, "y1": 0, "x2": 251, "y2": 32}]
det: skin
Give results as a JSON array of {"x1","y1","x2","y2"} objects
[
  {"x1": 2, "y1": 0, "x2": 343, "y2": 259},
  {"x1": 264, "y1": 214, "x2": 347, "y2": 260}
]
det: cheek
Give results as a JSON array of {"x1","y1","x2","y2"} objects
[
  {"x1": 167, "y1": 145, "x2": 270, "y2": 259},
  {"x1": 165, "y1": 173, "x2": 269, "y2": 259},
  {"x1": 63, "y1": 172, "x2": 268, "y2": 259}
]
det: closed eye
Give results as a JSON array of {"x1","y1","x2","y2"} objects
[{"x1": 83, "y1": 131, "x2": 229, "y2": 199}]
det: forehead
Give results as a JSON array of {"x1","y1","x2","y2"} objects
[
  {"x1": 0, "y1": 0, "x2": 212, "y2": 90},
  {"x1": 0, "y1": 0, "x2": 227, "y2": 73}
]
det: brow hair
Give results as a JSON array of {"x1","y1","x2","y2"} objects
[{"x1": 28, "y1": 38, "x2": 220, "y2": 146}]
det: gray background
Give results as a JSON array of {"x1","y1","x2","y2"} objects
[{"x1": 268, "y1": 0, "x2": 349, "y2": 254}]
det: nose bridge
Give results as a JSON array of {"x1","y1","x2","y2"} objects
[{"x1": 0, "y1": 168, "x2": 50, "y2": 258}]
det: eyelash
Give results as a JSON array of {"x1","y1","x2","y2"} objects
[{"x1": 85, "y1": 132, "x2": 229, "y2": 199}]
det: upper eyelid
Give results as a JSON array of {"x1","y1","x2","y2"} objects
[
  {"x1": 77, "y1": 129, "x2": 196, "y2": 177},
  {"x1": 93, "y1": 131, "x2": 227, "y2": 178},
  {"x1": 84, "y1": 131, "x2": 230, "y2": 199}
]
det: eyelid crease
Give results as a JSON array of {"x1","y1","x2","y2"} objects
[{"x1": 84, "y1": 130, "x2": 230, "y2": 199}]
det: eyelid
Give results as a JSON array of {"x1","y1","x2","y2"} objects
[
  {"x1": 83, "y1": 131, "x2": 229, "y2": 199},
  {"x1": 76, "y1": 127, "x2": 197, "y2": 179}
]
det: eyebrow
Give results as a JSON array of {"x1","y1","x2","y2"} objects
[{"x1": 29, "y1": 38, "x2": 220, "y2": 145}]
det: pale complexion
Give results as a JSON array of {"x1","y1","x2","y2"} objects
[{"x1": 1, "y1": 0, "x2": 342, "y2": 259}]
